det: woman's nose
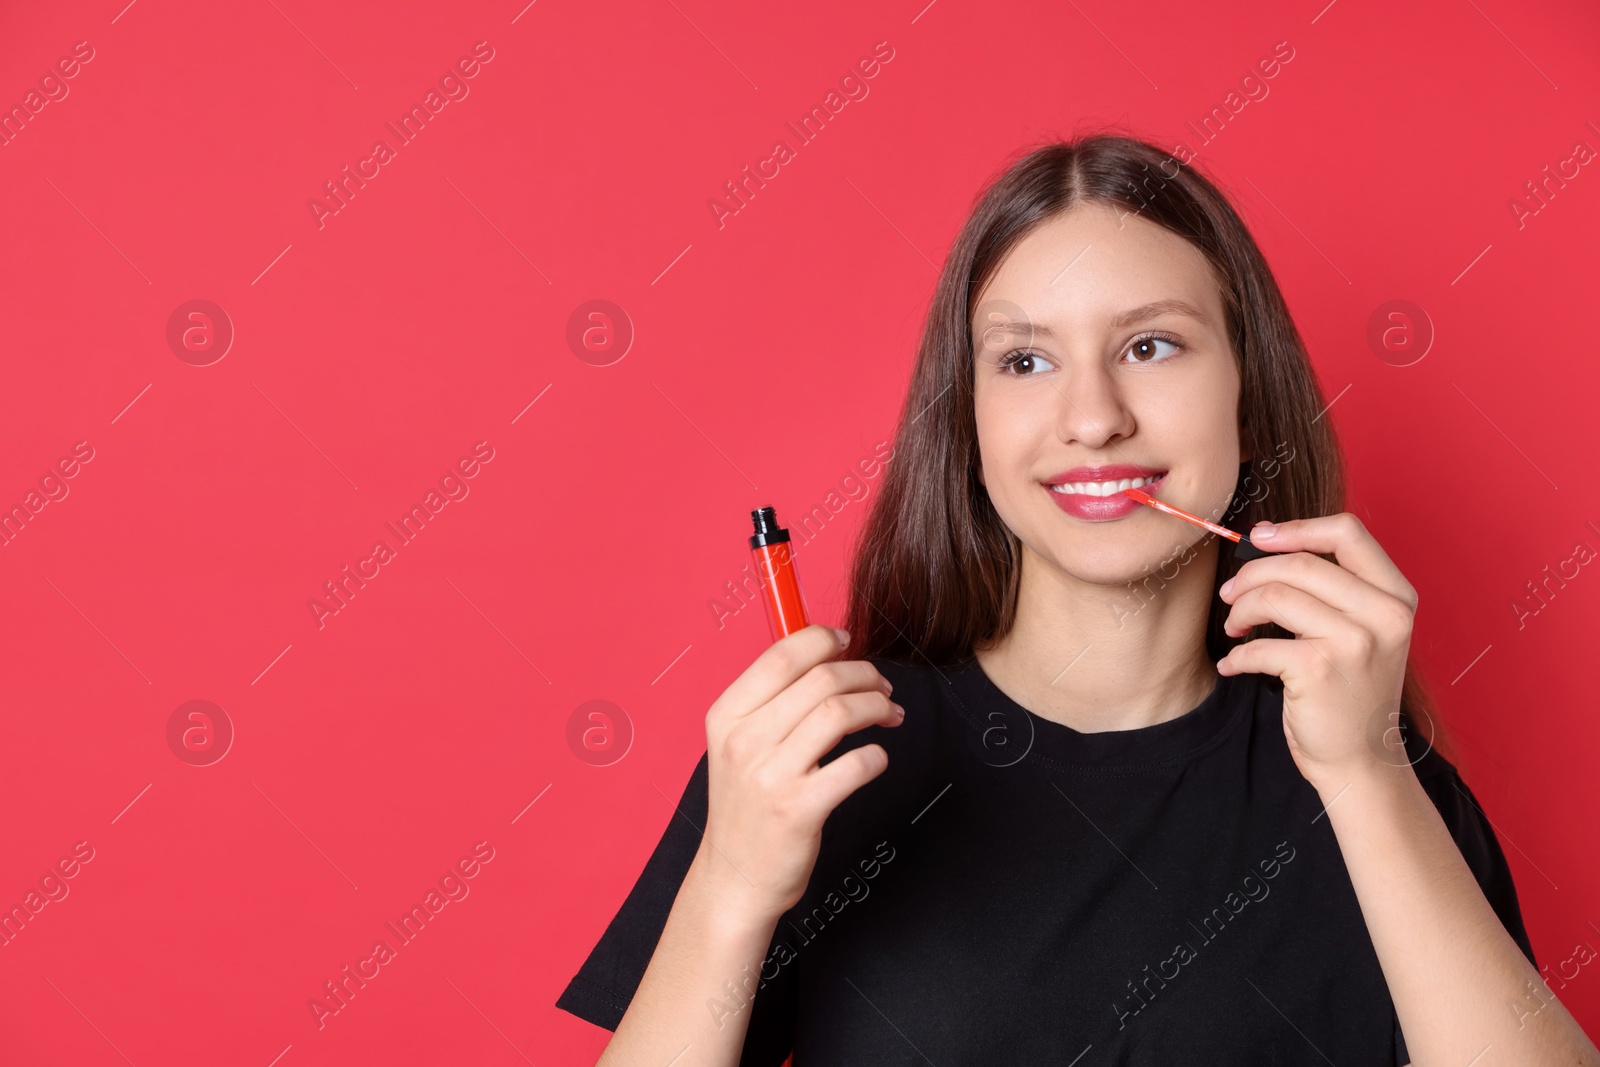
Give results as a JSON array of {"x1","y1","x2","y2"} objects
[{"x1": 1054, "y1": 363, "x2": 1135, "y2": 448}]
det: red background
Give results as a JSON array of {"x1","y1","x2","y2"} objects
[{"x1": 2, "y1": 0, "x2": 1597, "y2": 1062}]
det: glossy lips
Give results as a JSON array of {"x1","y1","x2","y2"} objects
[{"x1": 1043, "y1": 465, "x2": 1168, "y2": 521}]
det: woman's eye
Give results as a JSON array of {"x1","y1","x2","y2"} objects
[
  {"x1": 1123, "y1": 335, "x2": 1182, "y2": 363},
  {"x1": 1000, "y1": 350, "x2": 1052, "y2": 375}
]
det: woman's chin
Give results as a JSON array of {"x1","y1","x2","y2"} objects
[{"x1": 1034, "y1": 534, "x2": 1214, "y2": 591}]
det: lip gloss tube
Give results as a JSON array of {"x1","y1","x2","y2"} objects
[{"x1": 749, "y1": 506, "x2": 810, "y2": 640}]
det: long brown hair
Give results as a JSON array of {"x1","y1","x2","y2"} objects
[{"x1": 841, "y1": 132, "x2": 1449, "y2": 765}]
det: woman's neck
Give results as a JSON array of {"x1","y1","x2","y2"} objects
[{"x1": 974, "y1": 539, "x2": 1221, "y2": 734}]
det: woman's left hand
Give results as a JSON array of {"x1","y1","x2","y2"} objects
[{"x1": 1215, "y1": 513, "x2": 1419, "y2": 793}]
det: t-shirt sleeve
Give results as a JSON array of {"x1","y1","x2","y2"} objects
[
  {"x1": 1392, "y1": 766, "x2": 1539, "y2": 1064},
  {"x1": 555, "y1": 750, "x2": 712, "y2": 1031},
  {"x1": 553, "y1": 751, "x2": 796, "y2": 1065}
]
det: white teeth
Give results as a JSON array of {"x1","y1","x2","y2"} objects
[{"x1": 1047, "y1": 474, "x2": 1163, "y2": 496}]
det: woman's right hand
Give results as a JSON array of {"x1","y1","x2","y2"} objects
[{"x1": 695, "y1": 623, "x2": 903, "y2": 922}]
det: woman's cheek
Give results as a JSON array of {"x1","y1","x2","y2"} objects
[
  {"x1": 1187, "y1": 377, "x2": 1244, "y2": 503},
  {"x1": 977, "y1": 403, "x2": 1034, "y2": 493}
]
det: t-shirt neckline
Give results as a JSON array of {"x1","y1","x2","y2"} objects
[{"x1": 945, "y1": 655, "x2": 1247, "y2": 770}]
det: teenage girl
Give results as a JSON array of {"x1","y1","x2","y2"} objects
[{"x1": 557, "y1": 134, "x2": 1600, "y2": 1066}]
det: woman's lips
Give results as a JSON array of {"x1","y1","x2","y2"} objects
[{"x1": 1044, "y1": 472, "x2": 1168, "y2": 521}]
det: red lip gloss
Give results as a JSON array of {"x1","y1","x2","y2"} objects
[{"x1": 750, "y1": 507, "x2": 811, "y2": 640}]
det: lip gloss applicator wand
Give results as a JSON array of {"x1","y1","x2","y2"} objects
[{"x1": 1121, "y1": 486, "x2": 1270, "y2": 561}]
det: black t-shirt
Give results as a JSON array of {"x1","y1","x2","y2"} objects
[{"x1": 556, "y1": 655, "x2": 1536, "y2": 1065}]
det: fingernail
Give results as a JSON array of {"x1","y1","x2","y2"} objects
[
  {"x1": 882, "y1": 678, "x2": 894, "y2": 695},
  {"x1": 1253, "y1": 523, "x2": 1277, "y2": 539},
  {"x1": 832, "y1": 627, "x2": 850, "y2": 643},
  {"x1": 892, "y1": 702, "x2": 905, "y2": 719},
  {"x1": 1219, "y1": 578, "x2": 1235, "y2": 597}
]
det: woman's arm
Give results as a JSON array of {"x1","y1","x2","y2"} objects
[
  {"x1": 593, "y1": 625, "x2": 902, "y2": 1065},
  {"x1": 1318, "y1": 760, "x2": 1596, "y2": 1065},
  {"x1": 1216, "y1": 513, "x2": 1599, "y2": 1066},
  {"x1": 597, "y1": 845, "x2": 783, "y2": 1067}
]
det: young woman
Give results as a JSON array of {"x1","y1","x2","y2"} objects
[{"x1": 556, "y1": 135, "x2": 1600, "y2": 1065}]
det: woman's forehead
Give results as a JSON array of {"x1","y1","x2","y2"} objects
[{"x1": 972, "y1": 207, "x2": 1225, "y2": 336}]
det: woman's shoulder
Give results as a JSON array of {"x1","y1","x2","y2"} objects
[
  {"x1": 867, "y1": 655, "x2": 968, "y2": 694},
  {"x1": 865, "y1": 655, "x2": 981, "y2": 729},
  {"x1": 812, "y1": 655, "x2": 968, "y2": 772}
]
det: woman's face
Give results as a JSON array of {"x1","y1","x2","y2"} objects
[{"x1": 971, "y1": 201, "x2": 1245, "y2": 586}]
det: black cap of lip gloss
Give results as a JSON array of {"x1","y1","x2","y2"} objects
[
  {"x1": 1232, "y1": 534, "x2": 1269, "y2": 561},
  {"x1": 750, "y1": 506, "x2": 791, "y2": 549}
]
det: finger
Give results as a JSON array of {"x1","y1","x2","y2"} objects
[
  {"x1": 1217, "y1": 636, "x2": 1316, "y2": 679},
  {"x1": 756, "y1": 659, "x2": 892, "y2": 748},
  {"x1": 1222, "y1": 550, "x2": 1402, "y2": 620},
  {"x1": 805, "y1": 743, "x2": 890, "y2": 816},
  {"x1": 777, "y1": 688, "x2": 902, "y2": 773},
  {"x1": 1220, "y1": 631, "x2": 1358, "y2": 694},
  {"x1": 1224, "y1": 581, "x2": 1345, "y2": 641},
  {"x1": 1246, "y1": 513, "x2": 1416, "y2": 608},
  {"x1": 711, "y1": 624, "x2": 848, "y2": 724}
]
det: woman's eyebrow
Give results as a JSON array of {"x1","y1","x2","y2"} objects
[
  {"x1": 978, "y1": 299, "x2": 1211, "y2": 339},
  {"x1": 1108, "y1": 299, "x2": 1210, "y2": 329}
]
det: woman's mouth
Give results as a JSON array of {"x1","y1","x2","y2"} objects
[
  {"x1": 1046, "y1": 472, "x2": 1165, "y2": 496},
  {"x1": 1042, "y1": 469, "x2": 1168, "y2": 520}
]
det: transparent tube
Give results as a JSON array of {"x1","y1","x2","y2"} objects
[
  {"x1": 752, "y1": 539, "x2": 809, "y2": 640},
  {"x1": 749, "y1": 506, "x2": 810, "y2": 641}
]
